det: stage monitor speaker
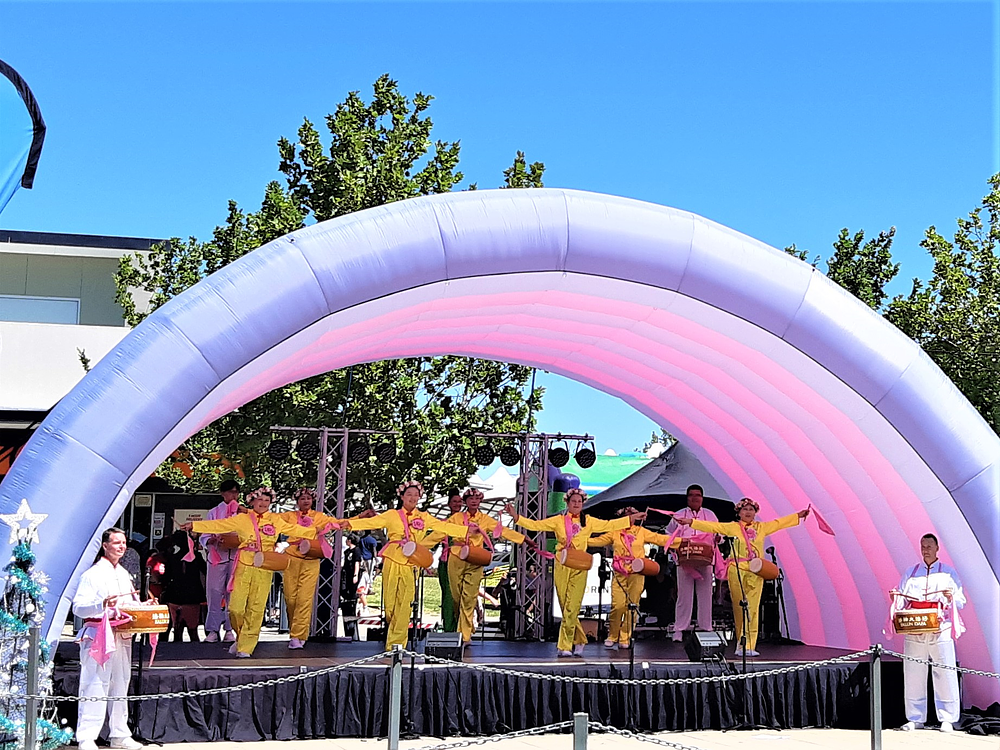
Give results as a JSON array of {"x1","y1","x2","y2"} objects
[
  {"x1": 425, "y1": 631, "x2": 464, "y2": 660},
  {"x1": 684, "y1": 630, "x2": 727, "y2": 662}
]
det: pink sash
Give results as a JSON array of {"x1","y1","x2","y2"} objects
[
  {"x1": 226, "y1": 513, "x2": 265, "y2": 594},
  {"x1": 612, "y1": 529, "x2": 637, "y2": 575}
]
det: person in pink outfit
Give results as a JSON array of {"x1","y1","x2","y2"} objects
[
  {"x1": 199, "y1": 479, "x2": 241, "y2": 642},
  {"x1": 666, "y1": 485, "x2": 718, "y2": 641}
]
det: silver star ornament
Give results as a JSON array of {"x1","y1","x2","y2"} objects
[{"x1": 0, "y1": 499, "x2": 48, "y2": 544}]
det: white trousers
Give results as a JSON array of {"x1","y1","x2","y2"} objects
[
  {"x1": 77, "y1": 638, "x2": 132, "y2": 741},
  {"x1": 903, "y1": 630, "x2": 961, "y2": 724},
  {"x1": 674, "y1": 565, "x2": 714, "y2": 634},
  {"x1": 205, "y1": 560, "x2": 233, "y2": 633}
]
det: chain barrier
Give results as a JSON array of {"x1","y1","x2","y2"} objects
[
  {"x1": 591, "y1": 723, "x2": 709, "y2": 750},
  {"x1": 410, "y1": 721, "x2": 574, "y2": 750},
  {"x1": 401, "y1": 646, "x2": 877, "y2": 685},
  {"x1": 882, "y1": 648, "x2": 1000, "y2": 680},
  {"x1": 2, "y1": 649, "x2": 393, "y2": 702}
]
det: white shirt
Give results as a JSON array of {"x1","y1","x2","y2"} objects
[
  {"x1": 898, "y1": 559, "x2": 965, "y2": 628},
  {"x1": 668, "y1": 506, "x2": 719, "y2": 545},
  {"x1": 73, "y1": 557, "x2": 137, "y2": 640}
]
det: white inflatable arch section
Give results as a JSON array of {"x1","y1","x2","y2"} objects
[{"x1": 1, "y1": 189, "x2": 997, "y2": 703}]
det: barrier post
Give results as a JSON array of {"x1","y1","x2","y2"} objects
[
  {"x1": 24, "y1": 625, "x2": 40, "y2": 750},
  {"x1": 870, "y1": 644, "x2": 882, "y2": 750},
  {"x1": 572, "y1": 712, "x2": 588, "y2": 750},
  {"x1": 388, "y1": 645, "x2": 403, "y2": 750}
]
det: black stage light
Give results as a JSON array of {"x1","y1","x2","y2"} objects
[
  {"x1": 348, "y1": 440, "x2": 370, "y2": 462},
  {"x1": 548, "y1": 442, "x2": 570, "y2": 468},
  {"x1": 266, "y1": 440, "x2": 291, "y2": 461},
  {"x1": 499, "y1": 444, "x2": 522, "y2": 467},
  {"x1": 374, "y1": 442, "x2": 396, "y2": 463},
  {"x1": 574, "y1": 440, "x2": 596, "y2": 469},
  {"x1": 683, "y1": 630, "x2": 727, "y2": 662},
  {"x1": 474, "y1": 443, "x2": 495, "y2": 466},
  {"x1": 296, "y1": 440, "x2": 320, "y2": 461}
]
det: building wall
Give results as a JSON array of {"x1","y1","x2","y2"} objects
[{"x1": 0, "y1": 252, "x2": 124, "y2": 326}]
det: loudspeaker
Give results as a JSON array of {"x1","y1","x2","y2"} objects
[
  {"x1": 425, "y1": 631, "x2": 464, "y2": 660},
  {"x1": 684, "y1": 630, "x2": 727, "y2": 662}
]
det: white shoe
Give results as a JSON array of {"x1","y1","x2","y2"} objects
[
  {"x1": 204, "y1": 631, "x2": 219, "y2": 643},
  {"x1": 557, "y1": 650, "x2": 573, "y2": 657},
  {"x1": 734, "y1": 645, "x2": 746, "y2": 656},
  {"x1": 236, "y1": 651, "x2": 251, "y2": 658},
  {"x1": 603, "y1": 639, "x2": 616, "y2": 649},
  {"x1": 110, "y1": 738, "x2": 143, "y2": 750},
  {"x1": 78, "y1": 741, "x2": 99, "y2": 750},
  {"x1": 228, "y1": 642, "x2": 238, "y2": 655},
  {"x1": 288, "y1": 638, "x2": 304, "y2": 649},
  {"x1": 901, "y1": 721, "x2": 924, "y2": 731},
  {"x1": 572, "y1": 644, "x2": 585, "y2": 656},
  {"x1": 747, "y1": 649, "x2": 760, "y2": 657},
  {"x1": 223, "y1": 630, "x2": 237, "y2": 642},
  {"x1": 939, "y1": 722, "x2": 954, "y2": 733}
]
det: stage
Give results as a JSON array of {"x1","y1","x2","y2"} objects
[{"x1": 52, "y1": 638, "x2": 906, "y2": 742}]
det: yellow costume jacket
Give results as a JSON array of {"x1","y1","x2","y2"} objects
[
  {"x1": 192, "y1": 511, "x2": 316, "y2": 566},
  {"x1": 279, "y1": 508, "x2": 339, "y2": 560},
  {"x1": 691, "y1": 514, "x2": 799, "y2": 571},
  {"x1": 346, "y1": 509, "x2": 468, "y2": 566},
  {"x1": 515, "y1": 513, "x2": 629, "y2": 551},
  {"x1": 424, "y1": 510, "x2": 526, "y2": 550},
  {"x1": 589, "y1": 525, "x2": 673, "y2": 572}
]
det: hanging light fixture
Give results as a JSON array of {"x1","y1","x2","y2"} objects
[
  {"x1": 295, "y1": 439, "x2": 320, "y2": 461},
  {"x1": 499, "y1": 444, "x2": 522, "y2": 467},
  {"x1": 266, "y1": 439, "x2": 291, "y2": 461},
  {"x1": 548, "y1": 438, "x2": 570, "y2": 468},
  {"x1": 474, "y1": 442, "x2": 495, "y2": 466},
  {"x1": 374, "y1": 442, "x2": 396, "y2": 463},
  {"x1": 348, "y1": 439, "x2": 370, "y2": 462},
  {"x1": 574, "y1": 439, "x2": 596, "y2": 469}
]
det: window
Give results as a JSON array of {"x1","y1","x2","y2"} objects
[{"x1": 0, "y1": 294, "x2": 80, "y2": 324}]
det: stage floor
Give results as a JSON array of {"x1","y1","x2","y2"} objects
[{"x1": 53, "y1": 637, "x2": 906, "y2": 742}]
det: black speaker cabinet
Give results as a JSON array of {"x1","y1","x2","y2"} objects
[
  {"x1": 684, "y1": 630, "x2": 727, "y2": 661},
  {"x1": 425, "y1": 631, "x2": 465, "y2": 660}
]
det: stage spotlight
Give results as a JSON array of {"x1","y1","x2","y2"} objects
[
  {"x1": 266, "y1": 440, "x2": 291, "y2": 461},
  {"x1": 348, "y1": 440, "x2": 370, "y2": 462},
  {"x1": 295, "y1": 440, "x2": 320, "y2": 461},
  {"x1": 374, "y1": 442, "x2": 396, "y2": 463},
  {"x1": 574, "y1": 440, "x2": 596, "y2": 469},
  {"x1": 474, "y1": 442, "x2": 495, "y2": 466},
  {"x1": 548, "y1": 440, "x2": 570, "y2": 468},
  {"x1": 499, "y1": 444, "x2": 522, "y2": 467}
]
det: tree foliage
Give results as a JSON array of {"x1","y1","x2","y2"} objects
[
  {"x1": 785, "y1": 175, "x2": 999, "y2": 434},
  {"x1": 115, "y1": 75, "x2": 546, "y2": 508}
]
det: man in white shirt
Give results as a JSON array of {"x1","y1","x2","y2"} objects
[
  {"x1": 200, "y1": 479, "x2": 241, "y2": 642},
  {"x1": 895, "y1": 533, "x2": 966, "y2": 733},
  {"x1": 72, "y1": 527, "x2": 143, "y2": 750},
  {"x1": 666, "y1": 485, "x2": 718, "y2": 641}
]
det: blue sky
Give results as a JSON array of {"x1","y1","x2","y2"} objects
[{"x1": 1, "y1": 1, "x2": 996, "y2": 454}]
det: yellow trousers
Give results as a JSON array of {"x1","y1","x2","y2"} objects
[
  {"x1": 448, "y1": 558, "x2": 485, "y2": 643},
  {"x1": 229, "y1": 563, "x2": 273, "y2": 655},
  {"x1": 554, "y1": 563, "x2": 589, "y2": 651},
  {"x1": 283, "y1": 556, "x2": 320, "y2": 641},
  {"x1": 382, "y1": 559, "x2": 416, "y2": 650},
  {"x1": 608, "y1": 573, "x2": 644, "y2": 645},
  {"x1": 727, "y1": 564, "x2": 763, "y2": 650}
]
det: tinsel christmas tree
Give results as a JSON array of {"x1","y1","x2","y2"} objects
[{"x1": 0, "y1": 500, "x2": 73, "y2": 750}]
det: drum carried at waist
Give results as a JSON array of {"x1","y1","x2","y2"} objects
[
  {"x1": 450, "y1": 544, "x2": 492, "y2": 567},
  {"x1": 115, "y1": 603, "x2": 170, "y2": 634},
  {"x1": 630, "y1": 557, "x2": 661, "y2": 576},
  {"x1": 401, "y1": 540, "x2": 434, "y2": 569},
  {"x1": 557, "y1": 547, "x2": 594, "y2": 571},
  {"x1": 894, "y1": 607, "x2": 941, "y2": 634},
  {"x1": 252, "y1": 551, "x2": 289, "y2": 571},
  {"x1": 748, "y1": 557, "x2": 780, "y2": 580},
  {"x1": 218, "y1": 533, "x2": 241, "y2": 550},
  {"x1": 297, "y1": 539, "x2": 330, "y2": 560},
  {"x1": 676, "y1": 540, "x2": 714, "y2": 568}
]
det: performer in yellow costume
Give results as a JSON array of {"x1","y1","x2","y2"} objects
[
  {"x1": 506, "y1": 489, "x2": 646, "y2": 657},
  {"x1": 675, "y1": 497, "x2": 809, "y2": 657},
  {"x1": 340, "y1": 480, "x2": 470, "y2": 650},
  {"x1": 423, "y1": 488, "x2": 528, "y2": 644},
  {"x1": 183, "y1": 487, "x2": 317, "y2": 658},
  {"x1": 279, "y1": 487, "x2": 339, "y2": 650},
  {"x1": 589, "y1": 508, "x2": 674, "y2": 650}
]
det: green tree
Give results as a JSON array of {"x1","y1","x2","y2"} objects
[
  {"x1": 115, "y1": 75, "x2": 546, "y2": 508},
  {"x1": 825, "y1": 227, "x2": 899, "y2": 311},
  {"x1": 886, "y1": 174, "x2": 1000, "y2": 433}
]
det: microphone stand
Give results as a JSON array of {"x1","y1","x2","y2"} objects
[
  {"x1": 769, "y1": 547, "x2": 791, "y2": 641},
  {"x1": 727, "y1": 535, "x2": 763, "y2": 731}
]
